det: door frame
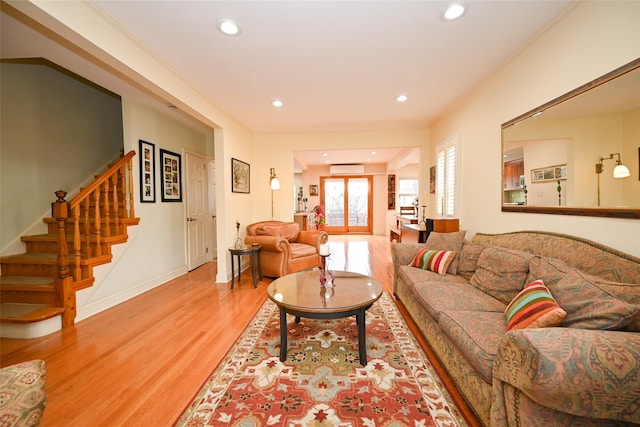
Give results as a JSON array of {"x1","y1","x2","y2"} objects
[{"x1": 319, "y1": 175, "x2": 373, "y2": 234}]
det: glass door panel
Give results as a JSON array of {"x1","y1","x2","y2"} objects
[
  {"x1": 348, "y1": 178, "x2": 369, "y2": 230},
  {"x1": 323, "y1": 178, "x2": 344, "y2": 227}
]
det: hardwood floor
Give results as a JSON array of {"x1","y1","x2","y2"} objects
[{"x1": 1, "y1": 234, "x2": 478, "y2": 426}]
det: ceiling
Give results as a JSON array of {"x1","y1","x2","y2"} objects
[{"x1": 1, "y1": 1, "x2": 574, "y2": 167}]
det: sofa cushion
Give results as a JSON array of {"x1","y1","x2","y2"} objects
[
  {"x1": 423, "y1": 230, "x2": 466, "y2": 274},
  {"x1": 409, "y1": 279, "x2": 506, "y2": 320},
  {"x1": 470, "y1": 247, "x2": 533, "y2": 305},
  {"x1": 409, "y1": 249, "x2": 457, "y2": 275},
  {"x1": 0, "y1": 359, "x2": 47, "y2": 426},
  {"x1": 526, "y1": 256, "x2": 573, "y2": 287},
  {"x1": 289, "y1": 242, "x2": 317, "y2": 259},
  {"x1": 457, "y1": 241, "x2": 489, "y2": 279},
  {"x1": 505, "y1": 279, "x2": 566, "y2": 331},
  {"x1": 437, "y1": 310, "x2": 506, "y2": 383},
  {"x1": 259, "y1": 223, "x2": 299, "y2": 242},
  {"x1": 396, "y1": 265, "x2": 468, "y2": 294},
  {"x1": 549, "y1": 269, "x2": 640, "y2": 330}
]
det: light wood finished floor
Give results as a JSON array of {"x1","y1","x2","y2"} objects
[{"x1": 1, "y1": 235, "x2": 479, "y2": 426}]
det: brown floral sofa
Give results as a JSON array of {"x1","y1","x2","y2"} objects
[
  {"x1": 245, "y1": 221, "x2": 328, "y2": 277},
  {"x1": 391, "y1": 230, "x2": 640, "y2": 426}
]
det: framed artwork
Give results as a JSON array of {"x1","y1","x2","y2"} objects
[
  {"x1": 231, "y1": 158, "x2": 250, "y2": 193},
  {"x1": 160, "y1": 149, "x2": 182, "y2": 202},
  {"x1": 387, "y1": 174, "x2": 396, "y2": 210},
  {"x1": 430, "y1": 166, "x2": 436, "y2": 193},
  {"x1": 531, "y1": 164, "x2": 567, "y2": 183},
  {"x1": 139, "y1": 140, "x2": 156, "y2": 203},
  {"x1": 387, "y1": 174, "x2": 396, "y2": 192},
  {"x1": 309, "y1": 185, "x2": 318, "y2": 196}
]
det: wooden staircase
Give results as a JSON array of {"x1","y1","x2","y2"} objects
[{"x1": 1, "y1": 151, "x2": 139, "y2": 338}]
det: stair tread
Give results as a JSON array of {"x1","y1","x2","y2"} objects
[
  {"x1": 1, "y1": 252, "x2": 57, "y2": 261},
  {"x1": 0, "y1": 276, "x2": 55, "y2": 286},
  {"x1": 0, "y1": 303, "x2": 64, "y2": 323},
  {"x1": 22, "y1": 233, "x2": 128, "y2": 242}
]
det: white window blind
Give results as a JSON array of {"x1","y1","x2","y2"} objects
[{"x1": 435, "y1": 137, "x2": 458, "y2": 217}]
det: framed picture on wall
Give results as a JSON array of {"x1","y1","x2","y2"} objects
[
  {"x1": 139, "y1": 139, "x2": 156, "y2": 203},
  {"x1": 231, "y1": 158, "x2": 250, "y2": 193},
  {"x1": 309, "y1": 184, "x2": 318, "y2": 196},
  {"x1": 160, "y1": 149, "x2": 182, "y2": 202}
]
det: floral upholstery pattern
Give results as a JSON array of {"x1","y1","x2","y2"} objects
[
  {"x1": 549, "y1": 268, "x2": 640, "y2": 330},
  {"x1": 438, "y1": 310, "x2": 506, "y2": 382},
  {"x1": 493, "y1": 328, "x2": 640, "y2": 424},
  {"x1": 472, "y1": 231, "x2": 640, "y2": 284},
  {"x1": 391, "y1": 230, "x2": 640, "y2": 427},
  {"x1": 470, "y1": 246, "x2": 533, "y2": 305},
  {"x1": 0, "y1": 360, "x2": 46, "y2": 427}
]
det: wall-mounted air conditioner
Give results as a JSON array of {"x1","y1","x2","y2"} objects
[{"x1": 329, "y1": 164, "x2": 365, "y2": 175}]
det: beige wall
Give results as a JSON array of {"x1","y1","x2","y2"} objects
[
  {"x1": 429, "y1": 1, "x2": 640, "y2": 256},
  {"x1": 0, "y1": 61, "x2": 123, "y2": 253}
]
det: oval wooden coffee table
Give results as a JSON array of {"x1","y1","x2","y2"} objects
[{"x1": 267, "y1": 270, "x2": 383, "y2": 366}]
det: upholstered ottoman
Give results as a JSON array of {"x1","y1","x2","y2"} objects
[{"x1": 0, "y1": 360, "x2": 47, "y2": 426}]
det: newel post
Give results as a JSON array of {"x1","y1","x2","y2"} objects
[
  {"x1": 52, "y1": 190, "x2": 70, "y2": 278},
  {"x1": 52, "y1": 190, "x2": 76, "y2": 327}
]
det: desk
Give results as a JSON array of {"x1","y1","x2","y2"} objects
[
  {"x1": 400, "y1": 219, "x2": 460, "y2": 243},
  {"x1": 229, "y1": 245, "x2": 262, "y2": 289},
  {"x1": 390, "y1": 214, "x2": 419, "y2": 242}
]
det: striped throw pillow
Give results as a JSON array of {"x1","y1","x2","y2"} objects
[
  {"x1": 505, "y1": 279, "x2": 566, "y2": 331},
  {"x1": 409, "y1": 249, "x2": 457, "y2": 276}
]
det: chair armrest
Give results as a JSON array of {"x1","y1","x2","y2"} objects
[
  {"x1": 494, "y1": 327, "x2": 640, "y2": 424},
  {"x1": 297, "y1": 230, "x2": 328, "y2": 248},
  {"x1": 245, "y1": 235, "x2": 289, "y2": 252}
]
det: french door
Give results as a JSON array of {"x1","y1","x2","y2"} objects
[{"x1": 320, "y1": 176, "x2": 372, "y2": 234}]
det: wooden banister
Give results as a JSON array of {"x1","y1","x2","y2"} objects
[{"x1": 53, "y1": 150, "x2": 136, "y2": 327}]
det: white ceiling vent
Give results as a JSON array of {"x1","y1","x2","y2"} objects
[{"x1": 329, "y1": 164, "x2": 365, "y2": 175}]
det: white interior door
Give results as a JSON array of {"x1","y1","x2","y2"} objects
[
  {"x1": 186, "y1": 152, "x2": 208, "y2": 270},
  {"x1": 208, "y1": 160, "x2": 217, "y2": 259}
]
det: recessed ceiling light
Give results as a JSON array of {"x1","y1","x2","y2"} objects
[
  {"x1": 370, "y1": 151, "x2": 377, "y2": 155},
  {"x1": 442, "y1": 2, "x2": 468, "y2": 21},
  {"x1": 322, "y1": 152, "x2": 328, "y2": 156},
  {"x1": 396, "y1": 95, "x2": 408, "y2": 102},
  {"x1": 217, "y1": 19, "x2": 240, "y2": 36},
  {"x1": 272, "y1": 99, "x2": 284, "y2": 108}
]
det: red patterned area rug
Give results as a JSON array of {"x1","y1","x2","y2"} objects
[{"x1": 176, "y1": 293, "x2": 468, "y2": 426}]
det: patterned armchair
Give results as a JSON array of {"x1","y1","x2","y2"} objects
[{"x1": 245, "y1": 221, "x2": 328, "y2": 277}]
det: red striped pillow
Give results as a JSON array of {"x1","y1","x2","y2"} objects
[
  {"x1": 505, "y1": 279, "x2": 566, "y2": 331},
  {"x1": 409, "y1": 249, "x2": 457, "y2": 276}
]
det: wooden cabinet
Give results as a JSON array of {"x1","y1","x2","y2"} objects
[{"x1": 504, "y1": 160, "x2": 524, "y2": 190}]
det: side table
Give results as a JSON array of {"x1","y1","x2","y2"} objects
[{"x1": 228, "y1": 245, "x2": 262, "y2": 289}]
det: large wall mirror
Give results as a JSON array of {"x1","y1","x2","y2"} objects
[{"x1": 502, "y1": 58, "x2": 640, "y2": 219}]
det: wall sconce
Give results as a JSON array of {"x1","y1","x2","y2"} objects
[
  {"x1": 270, "y1": 168, "x2": 280, "y2": 217},
  {"x1": 595, "y1": 152, "x2": 630, "y2": 206},
  {"x1": 595, "y1": 153, "x2": 630, "y2": 178}
]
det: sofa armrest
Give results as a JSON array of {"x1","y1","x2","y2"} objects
[
  {"x1": 391, "y1": 242, "x2": 424, "y2": 265},
  {"x1": 245, "y1": 235, "x2": 289, "y2": 252},
  {"x1": 390, "y1": 242, "x2": 424, "y2": 292},
  {"x1": 493, "y1": 327, "x2": 640, "y2": 424},
  {"x1": 297, "y1": 230, "x2": 328, "y2": 248}
]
